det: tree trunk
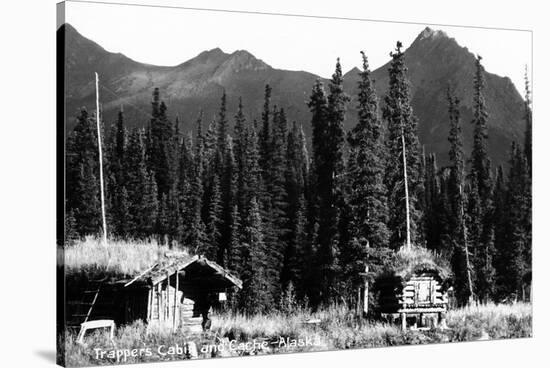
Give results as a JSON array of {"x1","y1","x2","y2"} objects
[
  {"x1": 401, "y1": 125, "x2": 411, "y2": 250},
  {"x1": 460, "y1": 184, "x2": 474, "y2": 305}
]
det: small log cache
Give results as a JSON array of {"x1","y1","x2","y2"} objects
[{"x1": 374, "y1": 247, "x2": 451, "y2": 330}]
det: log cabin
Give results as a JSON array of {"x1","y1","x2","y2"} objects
[{"x1": 64, "y1": 254, "x2": 242, "y2": 332}]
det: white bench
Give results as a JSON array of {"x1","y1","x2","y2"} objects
[{"x1": 76, "y1": 319, "x2": 115, "y2": 344}]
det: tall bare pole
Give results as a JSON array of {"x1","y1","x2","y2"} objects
[
  {"x1": 459, "y1": 182, "x2": 474, "y2": 304},
  {"x1": 400, "y1": 113, "x2": 412, "y2": 250},
  {"x1": 95, "y1": 72, "x2": 108, "y2": 247},
  {"x1": 363, "y1": 240, "x2": 369, "y2": 315}
]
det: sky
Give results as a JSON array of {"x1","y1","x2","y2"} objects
[{"x1": 63, "y1": 0, "x2": 532, "y2": 94}]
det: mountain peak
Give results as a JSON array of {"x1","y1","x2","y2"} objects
[
  {"x1": 408, "y1": 26, "x2": 462, "y2": 56},
  {"x1": 231, "y1": 49, "x2": 253, "y2": 57},
  {"x1": 224, "y1": 50, "x2": 270, "y2": 72},
  {"x1": 206, "y1": 47, "x2": 225, "y2": 55},
  {"x1": 344, "y1": 66, "x2": 361, "y2": 77},
  {"x1": 178, "y1": 47, "x2": 229, "y2": 69},
  {"x1": 196, "y1": 47, "x2": 227, "y2": 60},
  {"x1": 418, "y1": 26, "x2": 448, "y2": 41}
]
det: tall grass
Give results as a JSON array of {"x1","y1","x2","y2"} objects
[
  {"x1": 64, "y1": 321, "x2": 198, "y2": 366},
  {"x1": 63, "y1": 302, "x2": 532, "y2": 366},
  {"x1": 211, "y1": 302, "x2": 531, "y2": 351},
  {"x1": 447, "y1": 302, "x2": 532, "y2": 340},
  {"x1": 62, "y1": 237, "x2": 184, "y2": 277}
]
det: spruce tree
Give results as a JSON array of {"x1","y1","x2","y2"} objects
[
  {"x1": 74, "y1": 163, "x2": 102, "y2": 236},
  {"x1": 307, "y1": 78, "x2": 328, "y2": 305},
  {"x1": 446, "y1": 88, "x2": 474, "y2": 305},
  {"x1": 220, "y1": 136, "x2": 237, "y2": 266},
  {"x1": 243, "y1": 125, "x2": 262, "y2": 216},
  {"x1": 165, "y1": 187, "x2": 183, "y2": 247},
  {"x1": 282, "y1": 121, "x2": 309, "y2": 292},
  {"x1": 201, "y1": 119, "x2": 218, "y2": 233},
  {"x1": 257, "y1": 87, "x2": 277, "y2": 248},
  {"x1": 522, "y1": 70, "x2": 532, "y2": 294},
  {"x1": 227, "y1": 204, "x2": 241, "y2": 273},
  {"x1": 308, "y1": 58, "x2": 349, "y2": 305},
  {"x1": 234, "y1": 98, "x2": 246, "y2": 167},
  {"x1": 112, "y1": 186, "x2": 130, "y2": 237},
  {"x1": 254, "y1": 86, "x2": 280, "y2": 302},
  {"x1": 465, "y1": 180, "x2": 481, "y2": 297},
  {"x1": 125, "y1": 128, "x2": 158, "y2": 238},
  {"x1": 109, "y1": 109, "x2": 131, "y2": 237},
  {"x1": 205, "y1": 170, "x2": 223, "y2": 261},
  {"x1": 502, "y1": 142, "x2": 530, "y2": 300},
  {"x1": 176, "y1": 132, "x2": 193, "y2": 204},
  {"x1": 436, "y1": 168, "x2": 453, "y2": 255},
  {"x1": 298, "y1": 125, "x2": 310, "y2": 189},
  {"x1": 201, "y1": 92, "x2": 239, "y2": 266},
  {"x1": 269, "y1": 107, "x2": 290, "y2": 293},
  {"x1": 109, "y1": 109, "x2": 126, "y2": 187},
  {"x1": 383, "y1": 42, "x2": 423, "y2": 249},
  {"x1": 523, "y1": 69, "x2": 532, "y2": 172},
  {"x1": 216, "y1": 91, "x2": 229, "y2": 165},
  {"x1": 290, "y1": 194, "x2": 308, "y2": 298},
  {"x1": 493, "y1": 165, "x2": 508, "y2": 299},
  {"x1": 259, "y1": 84, "x2": 273, "y2": 179},
  {"x1": 142, "y1": 170, "x2": 159, "y2": 238},
  {"x1": 344, "y1": 52, "x2": 390, "y2": 306},
  {"x1": 233, "y1": 123, "x2": 261, "y2": 286},
  {"x1": 185, "y1": 114, "x2": 207, "y2": 253},
  {"x1": 204, "y1": 120, "x2": 218, "y2": 164},
  {"x1": 423, "y1": 153, "x2": 450, "y2": 254},
  {"x1": 423, "y1": 154, "x2": 437, "y2": 250},
  {"x1": 234, "y1": 98, "x2": 248, "y2": 217},
  {"x1": 64, "y1": 210, "x2": 79, "y2": 245},
  {"x1": 239, "y1": 197, "x2": 272, "y2": 314},
  {"x1": 271, "y1": 108, "x2": 289, "y2": 217},
  {"x1": 468, "y1": 56, "x2": 495, "y2": 302},
  {"x1": 156, "y1": 194, "x2": 169, "y2": 245},
  {"x1": 470, "y1": 56, "x2": 493, "y2": 202},
  {"x1": 347, "y1": 51, "x2": 389, "y2": 250},
  {"x1": 148, "y1": 88, "x2": 177, "y2": 197},
  {"x1": 67, "y1": 108, "x2": 101, "y2": 236}
]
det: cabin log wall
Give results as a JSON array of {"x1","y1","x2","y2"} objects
[
  {"x1": 147, "y1": 278, "x2": 187, "y2": 329},
  {"x1": 65, "y1": 255, "x2": 241, "y2": 332}
]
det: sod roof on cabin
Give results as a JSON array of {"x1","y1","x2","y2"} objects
[
  {"x1": 380, "y1": 246, "x2": 452, "y2": 282},
  {"x1": 63, "y1": 239, "x2": 170, "y2": 279},
  {"x1": 62, "y1": 239, "x2": 242, "y2": 289}
]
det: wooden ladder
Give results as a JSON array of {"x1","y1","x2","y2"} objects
[{"x1": 68, "y1": 279, "x2": 104, "y2": 327}]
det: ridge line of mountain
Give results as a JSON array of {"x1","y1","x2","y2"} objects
[{"x1": 61, "y1": 23, "x2": 526, "y2": 167}]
